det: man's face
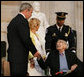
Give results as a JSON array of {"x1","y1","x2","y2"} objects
[
  {"x1": 56, "y1": 19, "x2": 65, "y2": 27},
  {"x1": 56, "y1": 40, "x2": 66, "y2": 51},
  {"x1": 26, "y1": 8, "x2": 33, "y2": 19}
]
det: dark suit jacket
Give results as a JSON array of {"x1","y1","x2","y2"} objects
[
  {"x1": 38, "y1": 50, "x2": 83, "y2": 76},
  {"x1": 45, "y1": 24, "x2": 76, "y2": 51},
  {"x1": 7, "y1": 14, "x2": 37, "y2": 63}
]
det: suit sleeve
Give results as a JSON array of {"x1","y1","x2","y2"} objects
[
  {"x1": 71, "y1": 53, "x2": 82, "y2": 65},
  {"x1": 68, "y1": 27, "x2": 76, "y2": 51},
  {"x1": 71, "y1": 53, "x2": 83, "y2": 75},
  {"x1": 16, "y1": 21, "x2": 37, "y2": 55},
  {"x1": 45, "y1": 28, "x2": 52, "y2": 52},
  {"x1": 37, "y1": 54, "x2": 50, "y2": 70}
]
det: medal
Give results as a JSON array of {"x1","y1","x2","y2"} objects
[{"x1": 52, "y1": 33, "x2": 56, "y2": 37}]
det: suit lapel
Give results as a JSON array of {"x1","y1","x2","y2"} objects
[
  {"x1": 54, "y1": 24, "x2": 60, "y2": 35},
  {"x1": 18, "y1": 14, "x2": 29, "y2": 29},
  {"x1": 55, "y1": 24, "x2": 60, "y2": 33},
  {"x1": 61, "y1": 25, "x2": 65, "y2": 32},
  {"x1": 18, "y1": 14, "x2": 28, "y2": 23},
  {"x1": 65, "y1": 50, "x2": 71, "y2": 69},
  {"x1": 55, "y1": 51, "x2": 60, "y2": 72},
  {"x1": 55, "y1": 24, "x2": 66, "y2": 35}
]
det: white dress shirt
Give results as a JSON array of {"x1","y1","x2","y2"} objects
[
  {"x1": 19, "y1": 12, "x2": 26, "y2": 19},
  {"x1": 56, "y1": 24, "x2": 63, "y2": 32},
  {"x1": 59, "y1": 51, "x2": 69, "y2": 72}
]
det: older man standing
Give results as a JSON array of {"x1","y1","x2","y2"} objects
[{"x1": 7, "y1": 3, "x2": 40, "y2": 76}]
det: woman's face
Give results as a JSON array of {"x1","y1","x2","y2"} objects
[
  {"x1": 29, "y1": 18, "x2": 40, "y2": 32},
  {"x1": 35, "y1": 24, "x2": 40, "y2": 31}
]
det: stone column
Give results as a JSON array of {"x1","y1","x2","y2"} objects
[{"x1": 74, "y1": 1, "x2": 83, "y2": 61}]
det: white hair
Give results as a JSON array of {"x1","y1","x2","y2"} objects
[{"x1": 56, "y1": 39, "x2": 69, "y2": 49}]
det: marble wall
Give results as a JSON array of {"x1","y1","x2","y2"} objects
[
  {"x1": 74, "y1": 1, "x2": 83, "y2": 61},
  {"x1": 1, "y1": 1, "x2": 83, "y2": 61}
]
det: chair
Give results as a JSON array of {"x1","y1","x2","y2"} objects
[{"x1": 1, "y1": 41, "x2": 10, "y2": 76}]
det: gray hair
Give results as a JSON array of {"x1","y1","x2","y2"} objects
[
  {"x1": 56, "y1": 39, "x2": 69, "y2": 49},
  {"x1": 19, "y1": 3, "x2": 33, "y2": 12}
]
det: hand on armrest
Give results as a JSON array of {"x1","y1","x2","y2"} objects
[{"x1": 71, "y1": 64, "x2": 78, "y2": 72}]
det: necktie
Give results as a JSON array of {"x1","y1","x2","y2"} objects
[
  {"x1": 59, "y1": 28, "x2": 61, "y2": 32},
  {"x1": 60, "y1": 53, "x2": 64, "y2": 56}
]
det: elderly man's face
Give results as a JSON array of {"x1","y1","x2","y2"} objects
[{"x1": 56, "y1": 40, "x2": 67, "y2": 51}]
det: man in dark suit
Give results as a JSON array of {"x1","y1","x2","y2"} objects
[
  {"x1": 7, "y1": 3, "x2": 41, "y2": 76},
  {"x1": 45, "y1": 12, "x2": 76, "y2": 53},
  {"x1": 38, "y1": 39, "x2": 83, "y2": 76}
]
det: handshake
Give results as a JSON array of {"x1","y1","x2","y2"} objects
[{"x1": 34, "y1": 51, "x2": 41, "y2": 60}]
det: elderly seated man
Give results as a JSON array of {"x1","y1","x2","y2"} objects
[{"x1": 37, "y1": 39, "x2": 83, "y2": 76}]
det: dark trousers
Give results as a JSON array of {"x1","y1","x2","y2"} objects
[{"x1": 10, "y1": 62, "x2": 28, "y2": 76}]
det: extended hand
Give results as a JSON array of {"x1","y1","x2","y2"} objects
[
  {"x1": 34, "y1": 51, "x2": 41, "y2": 59},
  {"x1": 29, "y1": 58, "x2": 35, "y2": 68},
  {"x1": 71, "y1": 64, "x2": 78, "y2": 72}
]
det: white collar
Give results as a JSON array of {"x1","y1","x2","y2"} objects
[
  {"x1": 19, "y1": 12, "x2": 26, "y2": 19},
  {"x1": 56, "y1": 24, "x2": 63, "y2": 31}
]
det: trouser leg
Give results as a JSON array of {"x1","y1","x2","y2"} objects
[{"x1": 10, "y1": 62, "x2": 28, "y2": 76}]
